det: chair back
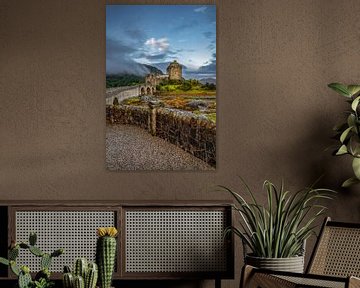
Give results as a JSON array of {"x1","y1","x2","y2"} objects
[{"x1": 307, "y1": 217, "x2": 360, "y2": 277}]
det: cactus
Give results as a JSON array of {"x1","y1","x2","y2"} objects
[
  {"x1": 35, "y1": 268, "x2": 50, "y2": 281},
  {"x1": 63, "y1": 272, "x2": 74, "y2": 288},
  {"x1": 0, "y1": 232, "x2": 63, "y2": 288},
  {"x1": 18, "y1": 270, "x2": 32, "y2": 288},
  {"x1": 74, "y1": 258, "x2": 88, "y2": 279},
  {"x1": 10, "y1": 260, "x2": 20, "y2": 276},
  {"x1": 41, "y1": 253, "x2": 52, "y2": 270},
  {"x1": 9, "y1": 246, "x2": 19, "y2": 260},
  {"x1": 96, "y1": 227, "x2": 118, "y2": 288},
  {"x1": 85, "y1": 263, "x2": 98, "y2": 288},
  {"x1": 51, "y1": 248, "x2": 64, "y2": 258},
  {"x1": 29, "y1": 232, "x2": 37, "y2": 246},
  {"x1": 29, "y1": 245, "x2": 44, "y2": 257},
  {"x1": 63, "y1": 260, "x2": 98, "y2": 288},
  {"x1": 74, "y1": 275, "x2": 85, "y2": 288}
]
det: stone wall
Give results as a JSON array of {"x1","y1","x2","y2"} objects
[
  {"x1": 106, "y1": 105, "x2": 149, "y2": 131},
  {"x1": 106, "y1": 105, "x2": 216, "y2": 167},
  {"x1": 156, "y1": 109, "x2": 216, "y2": 167}
]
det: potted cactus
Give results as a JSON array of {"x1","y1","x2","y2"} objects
[
  {"x1": 62, "y1": 258, "x2": 98, "y2": 288},
  {"x1": 96, "y1": 227, "x2": 118, "y2": 288},
  {"x1": 0, "y1": 232, "x2": 64, "y2": 288}
]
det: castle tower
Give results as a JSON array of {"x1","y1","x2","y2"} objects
[{"x1": 167, "y1": 60, "x2": 182, "y2": 81}]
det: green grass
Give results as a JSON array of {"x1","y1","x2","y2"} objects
[{"x1": 120, "y1": 95, "x2": 216, "y2": 125}]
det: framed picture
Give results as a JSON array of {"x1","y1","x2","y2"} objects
[{"x1": 106, "y1": 4, "x2": 216, "y2": 171}]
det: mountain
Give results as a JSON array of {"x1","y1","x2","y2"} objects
[
  {"x1": 106, "y1": 64, "x2": 165, "y2": 88},
  {"x1": 143, "y1": 64, "x2": 163, "y2": 75},
  {"x1": 106, "y1": 74, "x2": 144, "y2": 88},
  {"x1": 199, "y1": 78, "x2": 216, "y2": 85}
]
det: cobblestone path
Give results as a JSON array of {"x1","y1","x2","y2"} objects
[{"x1": 106, "y1": 124, "x2": 214, "y2": 171}]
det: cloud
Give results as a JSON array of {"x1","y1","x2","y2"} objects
[
  {"x1": 173, "y1": 20, "x2": 199, "y2": 32},
  {"x1": 207, "y1": 43, "x2": 216, "y2": 51},
  {"x1": 194, "y1": 6, "x2": 207, "y2": 13},
  {"x1": 125, "y1": 29, "x2": 146, "y2": 40},
  {"x1": 203, "y1": 31, "x2": 214, "y2": 39},
  {"x1": 145, "y1": 37, "x2": 169, "y2": 52},
  {"x1": 145, "y1": 53, "x2": 168, "y2": 61},
  {"x1": 184, "y1": 53, "x2": 216, "y2": 79},
  {"x1": 106, "y1": 36, "x2": 149, "y2": 75}
]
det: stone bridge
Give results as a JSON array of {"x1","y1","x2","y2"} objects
[{"x1": 106, "y1": 84, "x2": 156, "y2": 106}]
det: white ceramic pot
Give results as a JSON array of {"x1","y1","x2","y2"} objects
[{"x1": 245, "y1": 254, "x2": 305, "y2": 273}]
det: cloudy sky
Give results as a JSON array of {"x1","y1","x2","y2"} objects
[{"x1": 106, "y1": 5, "x2": 216, "y2": 79}]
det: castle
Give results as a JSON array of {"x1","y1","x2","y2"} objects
[{"x1": 145, "y1": 60, "x2": 183, "y2": 87}]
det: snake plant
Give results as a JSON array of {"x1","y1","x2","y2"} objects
[
  {"x1": 328, "y1": 83, "x2": 360, "y2": 187},
  {"x1": 221, "y1": 179, "x2": 335, "y2": 258}
]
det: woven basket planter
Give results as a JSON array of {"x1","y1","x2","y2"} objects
[{"x1": 245, "y1": 254, "x2": 305, "y2": 273}]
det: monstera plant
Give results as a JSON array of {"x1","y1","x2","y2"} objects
[{"x1": 328, "y1": 83, "x2": 360, "y2": 187}]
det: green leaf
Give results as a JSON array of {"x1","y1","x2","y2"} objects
[
  {"x1": 342, "y1": 177, "x2": 360, "y2": 188},
  {"x1": 10, "y1": 261, "x2": 20, "y2": 276},
  {"x1": 349, "y1": 135, "x2": 360, "y2": 156},
  {"x1": 352, "y1": 157, "x2": 360, "y2": 179},
  {"x1": 336, "y1": 144, "x2": 348, "y2": 155},
  {"x1": 340, "y1": 126, "x2": 353, "y2": 143},
  {"x1": 347, "y1": 85, "x2": 360, "y2": 97},
  {"x1": 352, "y1": 96, "x2": 360, "y2": 111},
  {"x1": 0, "y1": 257, "x2": 9, "y2": 266},
  {"x1": 221, "y1": 179, "x2": 335, "y2": 258},
  {"x1": 347, "y1": 114, "x2": 356, "y2": 128},
  {"x1": 328, "y1": 83, "x2": 351, "y2": 97}
]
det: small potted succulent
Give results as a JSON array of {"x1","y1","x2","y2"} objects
[
  {"x1": 220, "y1": 178, "x2": 334, "y2": 273},
  {"x1": 62, "y1": 258, "x2": 98, "y2": 288},
  {"x1": 328, "y1": 82, "x2": 360, "y2": 187}
]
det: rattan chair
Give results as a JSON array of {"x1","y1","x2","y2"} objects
[{"x1": 241, "y1": 217, "x2": 360, "y2": 288}]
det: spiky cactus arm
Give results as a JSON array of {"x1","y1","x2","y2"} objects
[
  {"x1": 29, "y1": 232, "x2": 37, "y2": 246},
  {"x1": 73, "y1": 275, "x2": 85, "y2": 288},
  {"x1": 74, "y1": 258, "x2": 88, "y2": 280},
  {"x1": 29, "y1": 246, "x2": 44, "y2": 257},
  {"x1": 9, "y1": 246, "x2": 19, "y2": 260},
  {"x1": 18, "y1": 267, "x2": 32, "y2": 288},
  {"x1": 63, "y1": 272, "x2": 74, "y2": 288},
  {"x1": 96, "y1": 236, "x2": 116, "y2": 288},
  {"x1": 0, "y1": 232, "x2": 63, "y2": 287},
  {"x1": 50, "y1": 248, "x2": 63, "y2": 258},
  {"x1": 41, "y1": 254, "x2": 52, "y2": 270},
  {"x1": 10, "y1": 260, "x2": 20, "y2": 276},
  {"x1": 85, "y1": 263, "x2": 98, "y2": 288}
]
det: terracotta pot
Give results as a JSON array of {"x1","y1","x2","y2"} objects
[{"x1": 245, "y1": 254, "x2": 304, "y2": 273}]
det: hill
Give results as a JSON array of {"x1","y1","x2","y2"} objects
[
  {"x1": 106, "y1": 64, "x2": 162, "y2": 88},
  {"x1": 199, "y1": 78, "x2": 216, "y2": 85},
  {"x1": 143, "y1": 64, "x2": 163, "y2": 75}
]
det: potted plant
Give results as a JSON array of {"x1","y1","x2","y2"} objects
[
  {"x1": 328, "y1": 83, "x2": 360, "y2": 187},
  {"x1": 62, "y1": 258, "x2": 98, "y2": 288},
  {"x1": 221, "y1": 179, "x2": 334, "y2": 273},
  {"x1": 0, "y1": 232, "x2": 63, "y2": 288}
]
